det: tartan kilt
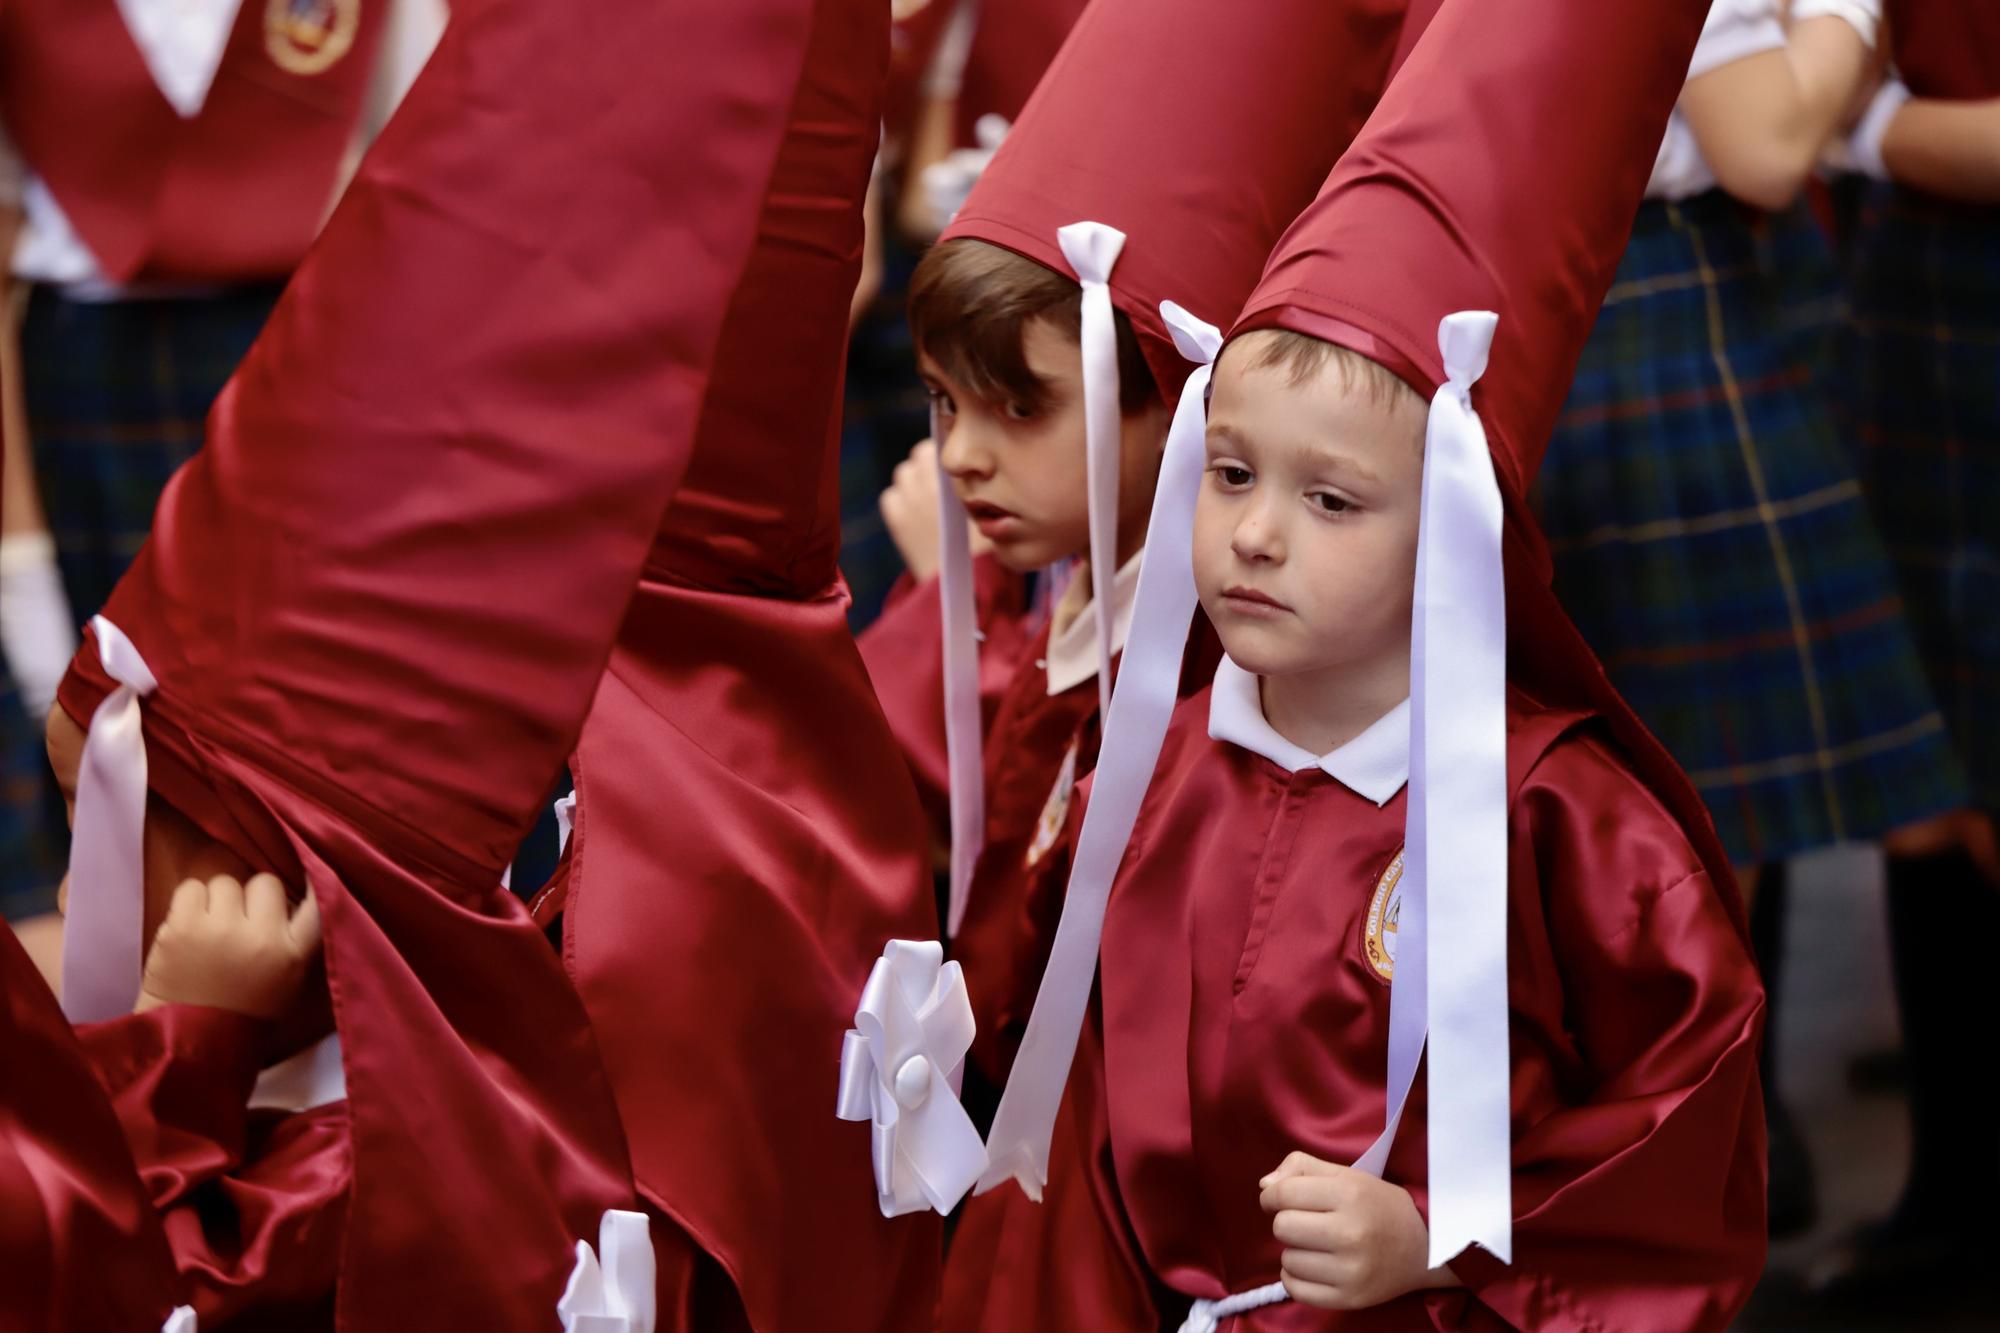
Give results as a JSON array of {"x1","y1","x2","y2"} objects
[
  {"x1": 1839, "y1": 183, "x2": 2000, "y2": 808},
  {"x1": 21, "y1": 282, "x2": 282, "y2": 626},
  {"x1": 1536, "y1": 191, "x2": 1964, "y2": 865},
  {"x1": 0, "y1": 657, "x2": 60, "y2": 919}
]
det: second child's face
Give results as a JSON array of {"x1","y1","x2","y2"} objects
[
  {"x1": 921, "y1": 318, "x2": 1163, "y2": 573},
  {"x1": 1193, "y1": 347, "x2": 1427, "y2": 681}
]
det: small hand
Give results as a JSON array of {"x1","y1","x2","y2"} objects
[
  {"x1": 880, "y1": 439, "x2": 946, "y2": 582},
  {"x1": 138, "y1": 873, "x2": 323, "y2": 1019},
  {"x1": 1257, "y1": 1151, "x2": 1458, "y2": 1311}
]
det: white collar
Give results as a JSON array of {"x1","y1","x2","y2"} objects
[
  {"x1": 1044, "y1": 550, "x2": 1144, "y2": 698},
  {"x1": 1206, "y1": 656, "x2": 1410, "y2": 807}
]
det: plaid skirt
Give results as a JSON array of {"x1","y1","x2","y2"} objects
[
  {"x1": 1839, "y1": 184, "x2": 2000, "y2": 807},
  {"x1": 1537, "y1": 192, "x2": 1964, "y2": 865},
  {"x1": 21, "y1": 282, "x2": 282, "y2": 625},
  {"x1": 0, "y1": 658, "x2": 60, "y2": 919}
]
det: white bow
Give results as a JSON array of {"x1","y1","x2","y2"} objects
[
  {"x1": 62, "y1": 616, "x2": 158, "y2": 1023},
  {"x1": 976, "y1": 301, "x2": 1219, "y2": 1198},
  {"x1": 558, "y1": 1209, "x2": 656, "y2": 1333},
  {"x1": 835, "y1": 940, "x2": 984, "y2": 1216}
]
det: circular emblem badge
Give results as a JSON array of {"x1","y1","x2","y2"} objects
[
  {"x1": 265, "y1": 0, "x2": 360, "y2": 76},
  {"x1": 1363, "y1": 850, "x2": 1404, "y2": 983},
  {"x1": 1024, "y1": 740, "x2": 1082, "y2": 868}
]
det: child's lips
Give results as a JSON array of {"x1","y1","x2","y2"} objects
[
  {"x1": 963, "y1": 500, "x2": 1022, "y2": 538},
  {"x1": 1221, "y1": 585, "x2": 1289, "y2": 614}
]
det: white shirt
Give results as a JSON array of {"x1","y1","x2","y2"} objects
[
  {"x1": 1043, "y1": 549, "x2": 1143, "y2": 698},
  {"x1": 2, "y1": 0, "x2": 448, "y2": 294},
  {"x1": 1648, "y1": 0, "x2": 1789, "y2": 200},
  {"x1": 1205, "y1": 655, "x2": 1410, "y2": 808}
]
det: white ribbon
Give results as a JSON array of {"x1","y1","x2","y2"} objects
[
  {"x1": 558, "y1": 1208, "x2": 656, "y2": 1333},
  {"x1": 976, "y1": 301, "x2": 1219, "y2": 1198},
  {"x1": 1177, "y1": 1281, "x2": 1290, "y2": 1333},
  {"x1": 1396, "y1": 311, "x2": 1510, "y2": 1268},
  {"x1": 835, "y1": 939, "x2": 985, "y2": 1216},
  {"x1": 555, "y1": 791, "x2": 577, "y2": 857},
  {"x1": 1055, "y1": 221, "x2": 1127, "y2": 724},
  {"x1": 162, "y1": 1307, "x2": 197, "y2": 1333},
  {"x1": 61, "y1": 615, "x2": 158, "y2": 1023},
  {"x1": 936, "y1": 399, "x2": 985, "y2": 939}
]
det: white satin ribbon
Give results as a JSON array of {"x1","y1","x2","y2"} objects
[
  {"x1": 61, "y1": 616, "x2": 158, "y2": 1023},
  {"x1": 835, "y1": 939, "x2": 985, "y2": 1216},
  {"x1": 1055, "y1": 221, "x2": 1127, "y2": 723},
  {"x1": 555, "y1": 791, "x2": 577, "y2": 857},
  {"x1": 1177, "y1": 1281, "x2": 1290, "y2": 1333},
  {"x1": 558, "y1": 1208, "x2": 656, "y2": 1333},
  {"x1": 162, "y1": 1307, "x2": 196, "y2": 1333},
  {"x1": 976, "y1": 302, "x2": 1219, "y2": 1198},
  {"x1": 247, "y1": 1034, "x2": 348, "y2": 1113},
  {"x1": 1397, "y1": 311, "x2": 1511, "y2": 1268},
  {"x1": 935, "y1": 400, "x2": 985, "y2": 939}
]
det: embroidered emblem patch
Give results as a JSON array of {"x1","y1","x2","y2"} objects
[
  {"x1": 266, "y1": 0, "x2": 360, "y2": 76},
  {"x1": 1024, "y1": 739, "x2": 1081, "y2": 868},
  {"x1": 1363, "y1": 850, "x2": 1404, "y2": 983}
]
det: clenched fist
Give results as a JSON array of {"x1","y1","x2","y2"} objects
[{"x1": 138, "y1": 873, "x2": 323, "y2": 1019}]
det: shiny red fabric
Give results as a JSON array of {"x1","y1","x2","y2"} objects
[
  {"x1": 0, "y1": 923, "x2": 178, "y2": 1333},
  {"x1": 1233, "y1": 0, "x2": 1745, "y2": 936},
  {"x1": 953, "y1": 0, "x2": 1088, "y2": 146},
  {"x1": 1887, "y1": 0, "x2": 2000, "y2": 100},
  {"x1": 943, "y1": 0, "x2": 1412, "y2": 403},
  {"x1": 0, "y1": 0, "x2": 386, "y2": 283},
  {"x1": 558, "y1": 0, "x2": 942, "y2": 1326},
  {"x1": 78, "y1": 1007, "x2": 346, "y2": 1331},
  {"x1": 860, "y1": 557, "x2": 1040, "y2": 847},
  {"x1": 951, "y1": 691, "x2": 1768, "y2": 1330},
  {"x1": 53, "y1": 0, "x2": 831, "y2": 1321},
  {"x1": 953, "y1": 613, "x2": 1222, "y2": 1082}
]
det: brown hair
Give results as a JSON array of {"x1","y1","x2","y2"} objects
[
  {"x1": 1225, "y1": 328, "x2": 1423, "y2": 414},
  {"x1": 908, "y1": 238, "x2": 1158, "y2": 416}
]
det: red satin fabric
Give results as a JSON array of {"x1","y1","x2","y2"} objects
[
  {"x1": 943, "y1": 0, "x2": 1411, "y2": 403},
  {"x1": 559, "y1": 0, "x2": 941, "y2": 1326},
  {"x1": 953, "y1": 0, "x2": 1087, "y2": 146},
  {"x1": 953, "y1": 690, "x2": 1767, "y2": 1330},
  {"x1": 860, "y1": 558, "x2": 1039, "y2": 849},
  {"x1": 52, "y1": 0, "x2": 831, "y2": 1320},
  {"x1": 0, "y1": 0, "x2": 386, "y2": 283},
  {"x1": 1887, "y1": 0, "x2": 2000, "y2": 100},
  {"x1": 953, "y1": 611, "x2": 1222, "y2": 1081},
  {"x1": 78, "y1": 1007, "x2": 347, "y2": 1331},
  {"x1": 0, "y1": 923, "x2": 178, "y2": 1333}
]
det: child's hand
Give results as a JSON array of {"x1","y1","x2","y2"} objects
[
  {"x1": 1258, "y1": 1152, "x2": 1459, "y2": 1311},
  {"x1": 137, "y1": 874, "x2": 322, "y2": 1019},
  {"x1": 879, "y1": 439, "x2": 991, "y2": 583}
]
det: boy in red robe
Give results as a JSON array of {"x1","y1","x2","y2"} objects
[{"x1": 955, "y1": 0, "x2": 1767, "y2": 1327}]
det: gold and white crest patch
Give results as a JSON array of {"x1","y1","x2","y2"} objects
[
  {"x1": 1025, "y1": 739, "x2": 1081, "y2": 868},
  {"x1": 1363, "y1": 850, "x2": 1404, "y2": 983}
]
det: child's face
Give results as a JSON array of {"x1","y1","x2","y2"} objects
[
  {"x1": 1193, "y1": 349, "x2": 1427, "y2": 683},
  {"x1": 46, "y1": 706, "x2": 251, "y2": 950},
  {"x1": 921, "y1": 317, "x2": 1167, "y2": 573}
]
